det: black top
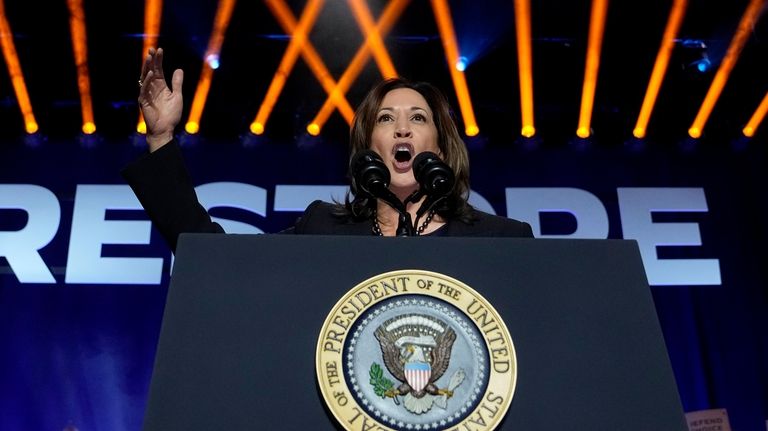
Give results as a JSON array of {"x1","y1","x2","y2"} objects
[{"x1": 121, "y1": 140, "x2": 534, "y2": 251}]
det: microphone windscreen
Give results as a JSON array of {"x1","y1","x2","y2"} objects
[
  {"x1": 351, "y1": 150, "x2": 390, "y2": 196},
  {"x1": 412, "y1": 152, "x2": 455, "y2": 196}
]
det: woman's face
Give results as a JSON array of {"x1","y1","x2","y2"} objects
[{"x1": 369, "y1": 87, "x2": 440, "y2": 197}]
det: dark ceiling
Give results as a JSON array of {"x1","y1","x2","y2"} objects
[{"x1": 1, "y1": 0, "x2": 766, "y2": 147}]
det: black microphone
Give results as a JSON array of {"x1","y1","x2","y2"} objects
[
  {"x1": 351, "y1": 150, "x2": 390, "y2": 198},
  {"x1": 350, "y1": 150, "x2": 414, "y2": 236},
  {"x1": 412, "y1": 151, "x2": 455, "y2": 197},
  {"x1": 411, "y1": 152, "x2": 455, "y2": 227}
]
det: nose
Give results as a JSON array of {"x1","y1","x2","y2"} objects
[{"x1": 395, "y1": 125, "x2": 412, "y2": 138}]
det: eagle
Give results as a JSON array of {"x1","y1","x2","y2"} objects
[{"x1": 374, "y1": 314, "x2": 458, "y2": 401}]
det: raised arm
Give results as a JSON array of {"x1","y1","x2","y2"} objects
[{"x1": 122, "y1": 48, "x2": 224, "y2": 252}]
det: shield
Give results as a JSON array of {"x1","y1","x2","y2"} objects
[{"x1": 404, "y1": 361, "x2": 431, "y2": 392}]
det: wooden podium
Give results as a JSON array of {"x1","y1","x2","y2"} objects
[{"x1": 142, "y1": 234, "x2": 687, "y2": 431}]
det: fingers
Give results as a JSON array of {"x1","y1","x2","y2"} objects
[
  {"x1": 171, "y1": 69, "x2": 184, "y2": 93},
  {"x1": 141, "y1": 47, "x2": 158, "y2": 76},
  {"x1": 138, "y1": 70, "x2": 154, "y2": 103}
]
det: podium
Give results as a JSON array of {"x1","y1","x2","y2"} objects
[{"x1": 142, "y1": 234, "x2": 687, "y2": 431}]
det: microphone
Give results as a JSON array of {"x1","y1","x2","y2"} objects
[
  {"x1": 351, "y1": 150, "x2": 390, "y2": 198},
  {"x1": 412, "y1": 152, "x2": 455, "y2": 225},
  {"x1": 412, "y1": 151, "x2": 455, "y2": 198},
  {"x1": 350, "y1": 150, "x2": 414, "y2": 236}
]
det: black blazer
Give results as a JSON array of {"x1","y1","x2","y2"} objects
[{"x1": 122, "y1": 141, "x2": 534, "y2": 252}]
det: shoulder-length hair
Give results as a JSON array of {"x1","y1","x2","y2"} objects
[{"x1": 337, "y1": 77, "x2": 473, "y2": 223}]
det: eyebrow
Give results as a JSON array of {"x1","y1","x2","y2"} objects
[{"x1": 377, "y1": 106, "x2": 429, "y2": 113}]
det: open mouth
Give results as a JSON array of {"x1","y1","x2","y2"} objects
[{"x1": 393, "y1": 143, "x2": 413, "y2": 162}]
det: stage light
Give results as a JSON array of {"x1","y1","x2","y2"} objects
[
  {"x1": 688, "y1": 0, "x2": 764, "y2": 140},
  {"x1": 455, "y1": 56, "x2": 468, "y2": 71},
  {"x1": 306, "y1": 123, "x2": 320, "y2": 136},
  {"x1": 695, "y1": 56, "x2": 711, "y2": 73},
  {"x1": 82, "y1": 122, "x2": 96, "y2": 135},
  {"x1": 633, "y1": 0, "x2": 687, "y2": 142},
  {"x1": 185, "y1": 122, "x2": 200, "y2": 134},
  {"x1": 688, "y1": 126, "x2": 701, "y2": 139},
  {"x1": 742, "y1": 91, "x2": 768, "y2": 137},
  {"x1": 521, "y1": 125, "x2": 535, "y2": 138},
  {"x1": 206, "y1": 54, "x2": 220, "y2": 69},
  {"x1": 26, "y1": 121, "x2": 39, "y2": 134},
  {"x1": 250, "y1": 122, "x2": 264, "y2": 135}
]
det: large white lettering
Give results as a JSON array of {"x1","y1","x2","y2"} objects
[
  {"x1": 0, "y1": 185, "x2": 60, "y2": 283},
  {"x1": 66, "y1": 185, "x2": 163, "y2": 284},
  {"x1": 618, "y1": 188, "x2": 720, "y2": 286},
  {"x1": 196, "y1": 182, "x2": 267, "y2": 234},
  {"x1": 0, "y1": 183, "x2": 720, "y2": 286},
  {"x1": 505, "y1": 187, "x2": 609, "y2": 238}
]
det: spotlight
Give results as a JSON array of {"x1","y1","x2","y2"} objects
[
  {"x1": 205, "y1": 54, "x2": 220, "y2": 70},
  {"x1": 455, "y1": 56, "x2": 468, "y2": 72},
  {"x1": 677, "y1": 39, "x2": 712, "y2": 73},
  {"x1": 695, "y1": 56, "x2": 712, "y2": 73}
]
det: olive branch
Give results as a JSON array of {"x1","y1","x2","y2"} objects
[{"x1": 369, "y1": 363, "x2": 395, "y2": 398}]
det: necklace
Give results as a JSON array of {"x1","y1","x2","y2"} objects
[{"x1": 371, "y1": 208, "x2": 436, "y2": 236}]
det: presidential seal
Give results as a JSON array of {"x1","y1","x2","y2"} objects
[{"x1": 316, "y1": 270, "x2": 517, "y2": 431}]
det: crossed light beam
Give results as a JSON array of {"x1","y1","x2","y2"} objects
[
  {"x1": 252, "y1": 0, "x2": 479, "y2": 137},
  {"x1": 4, "y1": 0, "x2": 762, "y2": 141},
  {"x1": 250, "y1": 0, "x2": 356, "y2": 135},
  {"x1": 305, "y1": 0, "x2": 407, "y2": 136}
]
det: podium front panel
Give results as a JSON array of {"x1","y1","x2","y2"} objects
[{"x1": 143, "y1": 234, "x2": 687, "y2": 431}]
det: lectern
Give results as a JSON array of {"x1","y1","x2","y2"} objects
[{"x1": 142, "y1": 234, "x2": 687, "y2": 431}]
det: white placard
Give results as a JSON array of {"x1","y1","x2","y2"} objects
[{"x1": 685, "y1": 408, "x2": 731, "y2": 431}]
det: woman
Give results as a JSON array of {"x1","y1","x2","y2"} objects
[{"x1": 122, "y1": 48, "x2": 533, "y2": 251}]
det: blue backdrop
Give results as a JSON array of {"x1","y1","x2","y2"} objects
[{"x1": 1, "y1": 135, "x2": 767, "y2": 430}]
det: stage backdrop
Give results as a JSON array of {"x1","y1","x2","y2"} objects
[{"x1": 1, "y1": 136, "x2": 767, "y2": 430}]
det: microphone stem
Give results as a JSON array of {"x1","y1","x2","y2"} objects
[{"x1": 396, "y1": 212, "x2": 414, "y2": 236}]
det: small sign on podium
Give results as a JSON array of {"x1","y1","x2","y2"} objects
[{"x1": 685, "y1": 408, "x2": 731, "y2": 431}]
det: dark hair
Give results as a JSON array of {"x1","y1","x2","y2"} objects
[{"x1": 335, "y1": 77, "x2": 474, "y2": 223}]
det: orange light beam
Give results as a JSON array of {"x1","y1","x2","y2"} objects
[
  {"x1": 0, "y1": 0, "x2": 38, "y2": 133},
  {"x1": 347, "y1": 0, "x2": 397, "y2": 78},
  {"x1": 252, "y1": 0, "x2": 355, "y2": 135},
  {"x1": 137, "y1": 0, "x2": 163, "y2": 134},
  {"x1": 633, "y1": 0, "x2": 687, "y2": 139},
  {"x1": 514, "y1": 0, "x2": 535, "y2": 138},
  {"x1": 185, "y1": 0, "x2": 237, "y2": 134},
  {"x1": 688, "y1": 0, "x2": 765, "y2": 139},
  {"x1": 307, "y1": 0, "x2": 410, "y2": 136},
  {"x1": 66, "y1": 0, "x2": 96, "y2": 134},
  {"x1": 576, "y1": 0, "x2": 609, "y2": 139},
  {"x1": 430, "y1": 0, "x2": 479, "y2": 136},
  {"x1": 743, "y1": 90, "x2": 768, "y2": 137}
]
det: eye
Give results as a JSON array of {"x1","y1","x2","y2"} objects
[
  {"x1": 376, "y1": 113, "x2": 394, "y2": 123},
  {"x1": 411, "y1": 113, "x2": 427, "y2": 122}
]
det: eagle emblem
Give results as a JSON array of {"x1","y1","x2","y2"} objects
[{"x1": 372, "y1": 313, "x2": 465, "y2": 414}]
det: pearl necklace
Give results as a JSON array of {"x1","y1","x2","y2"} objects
[{"x1": 371, "y1": 208, "x2": 436, "y2": 236}]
